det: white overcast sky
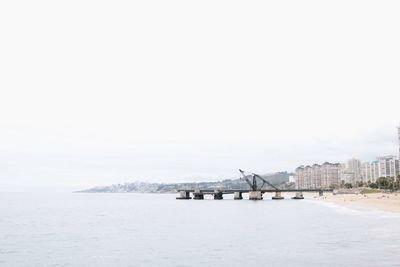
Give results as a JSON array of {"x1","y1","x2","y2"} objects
[{"x1": 1, "y1": 0, "x2": 399, "y2": 192}]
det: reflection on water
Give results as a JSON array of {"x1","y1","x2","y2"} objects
[{"x1": 1, "y1": 193, "x2": 400, "y2": 267}]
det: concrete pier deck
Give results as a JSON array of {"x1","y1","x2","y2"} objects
[{"x1": 176, "y1": 189, "x2": 332, "y2": 200}]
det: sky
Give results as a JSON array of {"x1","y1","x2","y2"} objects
[{"x1": 1, "y1": 0, "x2": 399, "y2": 192}]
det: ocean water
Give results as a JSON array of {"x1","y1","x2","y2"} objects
[{"x1": 1, "y1": 193, "x2": 400, "y2": 267}]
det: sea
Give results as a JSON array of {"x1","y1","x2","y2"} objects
[{"x1": 1, "y1": 193, "x2": 400, "y2": 267}]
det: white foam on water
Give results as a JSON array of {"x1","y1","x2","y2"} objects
[{"x1": 305, "y1": 198, "x2": 400, "y2": 219}]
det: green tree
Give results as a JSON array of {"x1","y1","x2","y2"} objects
[
  {"x1": 375, "y1": 177, "x2": 396, "y2": 190},
  {"x1": 376, "y1": 177, "x2": 388, "y2": 189},
  {"x1": 329, "y1": 184, "x2": 339, "y2": 189},
  {"x1": 369, "y1": 182, "x2": 378, "y2": 189},
  {"x1": 356, "y1": 181, "x2": 365, "y2": 188},
  {"x1": 395, "y1": 175, "x2": 400, "y2": 190},
  {"x1": 344, "y1": 183, "x2": 353, "y2": 189}
]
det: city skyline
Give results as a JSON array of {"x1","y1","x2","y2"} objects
[
  {"x1": 1, "y1": 123, "x2": 399, "y2": 192},
  {"x1": 295, "y1": 125, "x2": 400, "y2": 189}
]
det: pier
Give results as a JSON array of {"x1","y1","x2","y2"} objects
[
  {"x1": 176, "y1": 169, "x2": 331, "y2": 200},
  {"x1": 176, "y1": 188, "x2": 330, "y2": 200}
]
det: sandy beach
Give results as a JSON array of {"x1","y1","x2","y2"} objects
[{"x1": 305, "y1": 192, "x2": 400, "y2": 213}]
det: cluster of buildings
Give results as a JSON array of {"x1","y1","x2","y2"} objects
[
  {"x1": 295, "y1": 162, "x2": 342, "y2": 189},
  {"x1": 295, "y1": 126, "x2": 400, "y2": 189}
]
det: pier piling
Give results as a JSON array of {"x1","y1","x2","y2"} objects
[
  {"x1": 193, "y1": 190, "x2": 204, "y2": 200},
  {"x1": 272, "y1": 191, "x2": 284, "y2": 200},
  {"x1": 176, "y1": 191, "x2": 191, "y2": 200},
  {"x1": 234, "y1": 192, "x2": 243, "y2": 200},
  {"x1": 213, "y1": 191, "x2": 223, "y2": 200},
  {"x1": 292, "y1": 192, "x2": 304, "y2": 199},
  {"x1": 176, "y1": 189, "x2": 332, "y2": 200},
  {"x1": 249, "y1": 191, "x2": 263, "y2": 200}
]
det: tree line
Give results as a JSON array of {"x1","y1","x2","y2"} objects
[{"x1": 341, "y1": 175, "x2": 400, "y2": 190}]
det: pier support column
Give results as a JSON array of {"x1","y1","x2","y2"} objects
[
  {"x1": 292, "y1": 192, "x2": 304, "y2": 199},
  {"x1": 176, "y1": 191, "x2": 191, "y2": 200},
  {"x1": 234, "y1": 192, "x2": 243, "y2": 200},
  {"x1": 193, "y1": 190, "x2": 204, "y2": 200},
  {"x1": 213, "y1": 191, "x2": 223, "y2": 200},
  {"x1": 249, "y1": 191, "x2": 263, "y2": 200},
  {"x1": 319, "y1": 191, "x2": 324, "y2": 197},
  {"x1": 272, "y1": 191, "x2": 284, "y2": 200}
]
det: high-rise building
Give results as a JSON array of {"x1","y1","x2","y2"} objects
[
  {"x1": 295, "y1": 162, "x2": 341, "y2": 189},
  {"x1": 295, "y1": 125, "x2": 400, "y2": 187},
  {"x1": 361, "y1": 161, "x2": 379, "y2": 182},
  {"x1": 361, "y1": 156, "x2": 399, "y2": 182},
  {"x1": 344, "y1": 158, "x2": 362, "y2": 184},
  {"x1": 295, "y1": 166, "x2": 305, "y2": 189},
  {"x1": 397, "y1": 124, "x2": 400, "y2": 160},
  {"x1": 377, "y1": 156, "x2": 399, "y2": 178}
]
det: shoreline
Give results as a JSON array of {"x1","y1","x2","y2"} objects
[{"x1": 305, "y1": 192, "x2": 400, "y2": 213}]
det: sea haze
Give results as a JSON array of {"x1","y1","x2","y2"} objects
[{"x1": 1, "y1": 193, "x2": 400, "y2": 267}]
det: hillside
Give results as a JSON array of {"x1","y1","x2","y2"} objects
[{"x1": 78, "y1": 172, "x2": 294, "y2": 193}]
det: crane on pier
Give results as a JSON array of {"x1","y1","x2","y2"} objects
[{"x1": 239, "y1": 169, "x2": 279, "y2": 191}]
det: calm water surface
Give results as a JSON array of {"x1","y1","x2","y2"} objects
[{"x1": 1, "y1": 193, "x2": 400, "y2": 267}]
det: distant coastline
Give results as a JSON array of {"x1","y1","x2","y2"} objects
[{"x1": 77, "y1": 172, "x2": 293, "y2": 193}]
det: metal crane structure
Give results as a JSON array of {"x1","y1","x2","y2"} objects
[
  {"x1": 238, "y1": 169, "x2": 283, "y2": 200},
  {"x1": 239, "y1": 169, "x2": 278, "y2": 191}
]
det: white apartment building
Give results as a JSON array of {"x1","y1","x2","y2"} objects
[
  {"x1": 398, "y1": 124, "x2": 400, "y2": 160},
  {"x1": 296, "y1": 157, "x2": 399, "y2": 189},
  {"x1": 378, "y1": 156, "x2": 399, "y2": 178},
  {"x1": 361, "y1": 156, "x2": 399, "y2": 182},
  {"x1": 343, "y1": 158, "x2": 362, "y2": 184},
  {"x1": 296, "y1": 125, "x2": 400, "y2": 187},
  {"x1": 361, "y1": 161, "x2": 375, "y2": 182}
]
